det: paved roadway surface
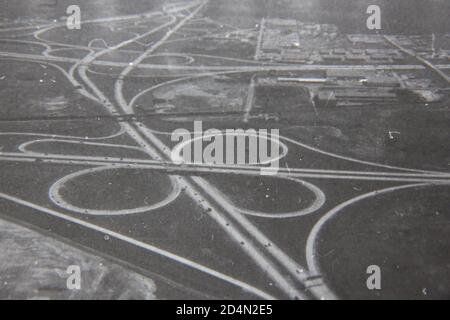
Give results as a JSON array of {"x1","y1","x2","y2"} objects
[{"x1": 0, "y1": 0, "x2": 449, "y2": 300}]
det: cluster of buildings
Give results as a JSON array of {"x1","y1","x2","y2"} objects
[
  {"x1": 319, "y1": 47, "x2": 405, "y2": 64},
  {"x1": 257, "y1": 19, "x2": 340, "y2": 63},
  {"x1": 254, "y1": 68, "x2": 441, "y2": 111},
  {"x1": 256, "y1": 19, "x2": 408, "y2": 64}
]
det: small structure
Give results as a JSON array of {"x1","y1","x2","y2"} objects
[
  {"x1": 362, "y1": 75, "x2": 400, "y2": 88},
  {"x1": 277, "y1": 77, "x2": 329, "y2": 84}
]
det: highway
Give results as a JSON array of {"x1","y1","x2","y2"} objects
[{"x1": 0, "y1": 0, "x2": 449, "y2": 300}]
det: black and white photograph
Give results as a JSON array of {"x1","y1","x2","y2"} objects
[{"x1": 0, "y1": 0, "x2": 449, "y2": 303}]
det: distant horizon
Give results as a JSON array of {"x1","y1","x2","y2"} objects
[{"x1": 1, "y1": 0, "x2": 449, "y2": 34}]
